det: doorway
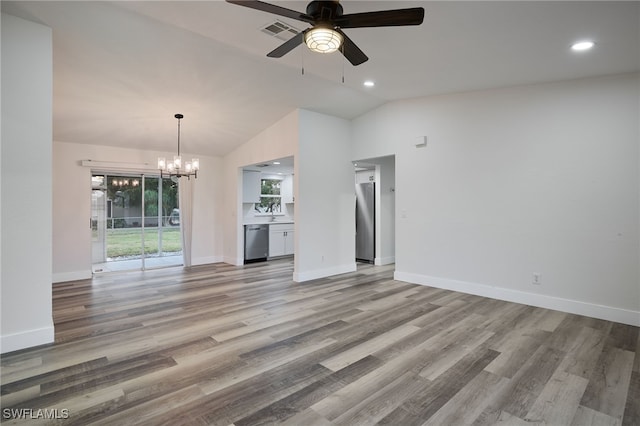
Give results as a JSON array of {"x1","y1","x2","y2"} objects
[
  {"x1": 353, "y1": 155, "x2": 396, "y2": 266},
  {"x1": 355, "y1": 173, "x2": 376, "y2": 263},
  {"x1": 91, "y1": 173, "x2": 182, "y2": 273}
]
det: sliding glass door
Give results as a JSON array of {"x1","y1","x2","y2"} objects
[
  {"x1": 91, "y1": 173, "x2": 182, "y2": 273},
  {"x1": 143, "y1": 176, "x2": 182, "y2": 268}
]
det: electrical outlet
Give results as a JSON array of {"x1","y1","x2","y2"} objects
[{"x1": 532, "y1": 273, "x2": 541, "y2": 285}]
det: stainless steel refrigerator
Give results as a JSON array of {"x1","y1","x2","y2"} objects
[{"x1": 355, "y1": 182, "x2": 375, "y2": 263}]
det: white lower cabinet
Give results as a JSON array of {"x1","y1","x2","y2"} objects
[{"x1": 269, "y1": 224, "x2": 294, "y2": 257}]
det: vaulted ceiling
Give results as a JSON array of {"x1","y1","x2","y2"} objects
[{"x1": 3, "y1": 1, "x2": 639, "y2": 157}]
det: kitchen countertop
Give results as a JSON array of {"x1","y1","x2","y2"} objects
[{"x1": 244, "y1": 220, "x2": 294, "y2": 225}]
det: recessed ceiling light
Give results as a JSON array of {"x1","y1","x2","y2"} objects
[
  {"x1": 363, "y1": 80, "x2": 375, "y2": 87},
  {"x1": 273, "y1": 161, "x2": 280, "y2": 165},
  {"x1": 571, "y1": 41, "x2": 595, "y2": 51}
]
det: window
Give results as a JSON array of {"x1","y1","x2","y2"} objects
[{"x1": 254, "y1": 178, "x2": 282, "y2": 214}]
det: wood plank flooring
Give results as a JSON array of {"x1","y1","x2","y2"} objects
[{"x1": 1, "y1": 260, "x2": 638, "y2": 425}]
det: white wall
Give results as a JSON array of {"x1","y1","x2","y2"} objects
[
  {"x1": 52, "y1": 141, "x2": 223, "y2": 281},
  {"x1": 1, "y1": 14, "x2": 54, "y2": 353},
  {"x1": 352, "y1": 73, "x2": 640, "y2": 326},
  {"x1": 222, "y1": 109, "x2": 355, "y2": 281},
  {"x1": 191, "y1": 155, "x2": 224, "y2": 266},
  {"x1": 52, "y1": 142, "x2": 92, "y2": 281},
  {"x1": 375, "y1": 156, "x2": 395, "y2": 266},
  {"x1": 222, "y1": 110, "x2": 299, "y2": 265},
  {"x1": 295, "y1": 110, "x2": 355, "y2": 281}
]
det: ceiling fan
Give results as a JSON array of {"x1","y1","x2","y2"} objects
[{"x1": 226, "y1": 0, "x2": 425, "y2": 66}]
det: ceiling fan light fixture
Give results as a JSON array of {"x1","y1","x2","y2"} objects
[{"x1": 304, "y1": 27, "x2": 343, "y2": 53}]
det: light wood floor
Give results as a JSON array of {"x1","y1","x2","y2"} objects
[{"x1": 1, "y1": 260, "x2": 638, "y2": 425}]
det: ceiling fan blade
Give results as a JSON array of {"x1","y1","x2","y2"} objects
[
  {"x1": 226, "y1": 0, "x2": 314, "y2": 24},
  {"x1": 267, "y1": 31, "x2": 305, "y2": 58},
  {"x1": 334, "y1": 7, "x2": 425, "y2": 28},
  {"x1": 336, "y1": 29, "x2": 368, "y2": 66}
]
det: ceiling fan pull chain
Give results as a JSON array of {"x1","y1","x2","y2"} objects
[{"x1": 341, "y1": 44, "x2": 345, "y2": 83}]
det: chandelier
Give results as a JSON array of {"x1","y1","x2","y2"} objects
[
  {"x1": 158, "y1": 113, "x2": 199, "y2": 179},
  {"x1": 111, "y1": 178, "x2": 139, "y2": 187}
]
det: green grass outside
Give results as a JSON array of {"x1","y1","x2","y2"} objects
[{"x1": 106, "y1": 227, "x2": 182, "y2": 258}]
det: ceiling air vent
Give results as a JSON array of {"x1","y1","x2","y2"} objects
[
  {"x1": 255, "y1": 164, "x2": 270, "y2": 168},
  {"x1": 261, "y1": 20, "x2": 301, "y2": 41}
]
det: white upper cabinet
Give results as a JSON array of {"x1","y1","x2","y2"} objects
[
  {"x1": 281, "y1": 174, "x2": 294, "y2": 204},
  {"x1": 242, "y1": 170, "x2": 261, "y2": 203}
]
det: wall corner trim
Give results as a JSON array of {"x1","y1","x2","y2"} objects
[
  {"x1": 293, "y1": 263, "x2": 357, "y2": 283},
  {"x1": 192, "y1": 256, "x2": 224, "y2": 266},
  {"x1": 223, "y1": 256, "x2": 243, "y2": 267},
  {"x1": 375, "y1": 256, "x2": 396, "y2": 266},
  {"x1": 394, "y1": 271, "x2": 640, "y2": 327},
  {"x1": 53, "y1": 270, "x2": 92, "y2": 283},
  {"x1": 1, "y1": 326, "x2": 55, "y2": 354}
]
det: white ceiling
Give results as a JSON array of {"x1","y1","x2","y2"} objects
[
  {"x1": 244, "y1": 155, "x2": 294, "y2": 174},
  {"x1": 3, "y1": 1, "x2": 639, "y2": 157}
]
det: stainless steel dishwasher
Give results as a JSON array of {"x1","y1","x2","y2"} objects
[{"x1": 244, "y1": 224, "x2": 269, "y2": 263}]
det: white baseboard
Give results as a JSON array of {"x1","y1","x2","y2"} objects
[
  {"x1": 1, "y1": 325, "x2": 55, "y2": 354},
  {"x1": 375, "y1": 256, "x2": 396, "y2": 266},
  {"x1": 394, "y1": 271, "x2": 640, "y2": 327},
  {"x1": 223, "y1": 256, "x2": 243, "y2": 266},
  {"x1": 294, "y1": 263, "x2": 357, "y2": 283},
  {"x1": 53, "y1": 270, "x2": 92, "y2": 283},
  {"x1": 191, "y1": 256, "x2": 224, "y2": 266}
]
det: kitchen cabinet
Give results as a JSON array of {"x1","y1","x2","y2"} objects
[
  {"x1": 242, "y1": 170, "x2": 261, "y2": 203},
  {"x1": 281, "y1": 174, "x2": 294, "y2": 204},
  {"x1": 269, "y1": 223, "x2": 294, "y2": 257}
]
